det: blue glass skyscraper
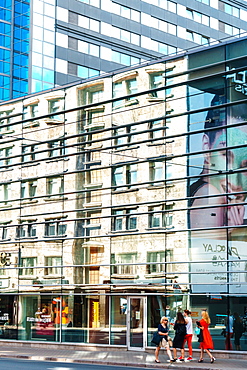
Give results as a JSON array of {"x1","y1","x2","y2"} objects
[{"x1": 1, "y1": 0, "x2": 247, "y2": 102}]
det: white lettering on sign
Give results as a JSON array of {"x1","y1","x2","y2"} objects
[{"x1": 225, "y1": 67, "x2": 247, "y2": 96}]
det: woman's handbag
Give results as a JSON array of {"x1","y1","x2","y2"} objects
[
  {"x1": 197, "y1": 329, "x2": 203, "y2": 342},
  {"x1": 151, "y1": 331, "x2": 161, "y2": 345},
  {"x1": 194, "y1": 326, "x2": 200, "y2": 335}
]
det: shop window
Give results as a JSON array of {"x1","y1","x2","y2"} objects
[
  {"x1": 113, "y1": 77, "x2": 138, "y2": 109},
  {"x1": 44, "y1": 219, "x2": 67, "y2": 236},
  {"x1": 48, "y1": 138, "x2": 67, "y2": 158},
  {"x1": 21, "y1": 180, "x2": 37, "y2": 200},
  {"x1": 112, "y1": 163, "x2": 138, "y2": 189},
  {"x1": 16, "y1": 221, "x2": 37, "y2": 238},
  {"x1": 44, "y1": 256, "x2": 62, "y2": 275},
  {"x1": 21, "y1": 144, "x2": 38, "y2": 162},
  {"x1": 0, "y1": 147, "x2": 13, "y2": 167},
  {"x1": 112, "y1": 208, "x2": 138, "y2": 231},
  {"x1": 46, "y1": 176, "x2": 64, "y2": 197},
  {"x1": 111, "y1": 253, "x2": 137, "y2": 275},
  {"x1": 19, "y1": 257, "x2": 37, "y2": 276}
]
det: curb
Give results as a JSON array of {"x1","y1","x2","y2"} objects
[{"x1": 0, "y1": 353, "x2": 221, "y2": 370}]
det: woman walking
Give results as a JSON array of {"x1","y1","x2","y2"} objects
[
  {"x1": 183, "y1": 309, "x2": 193, "y2": 361},
  {"x1": 154, "y1": 316, "x2": 175, "y2": 363},
  {"x1": 172, "y1": 312, "x2": 187, "y2": 362},
  {"x1": 197, "y1": 310, "x2": 215, "y2": 363}
]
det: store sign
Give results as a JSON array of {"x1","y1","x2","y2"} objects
[
  {"x1": 225, "y1": 67, "x2": 247, "y2": 96},
  {"x1": 191, "y1": 238, "x2": 247, "y2": 294},
  {"x1": 0, "y1": 252, "x2": 11, "y2": 267},
  {"x1": 0, "y1": 279, "x2": 9, "y2": 288}
]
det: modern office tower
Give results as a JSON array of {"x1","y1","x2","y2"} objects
[
  {"x1": 0, "y1": 36, "x2": 246, "y2": 349},
  {"x1": 1, "y1": 0, "x2": 247, "y2": 101}
]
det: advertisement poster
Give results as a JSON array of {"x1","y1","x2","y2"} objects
[{"x1": 188, "y1": 50, "x2": 247, "y2": 294}]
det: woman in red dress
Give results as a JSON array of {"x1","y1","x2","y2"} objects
[{"x1": 197, "y1": 310, "x2": 215, "y2": 363}]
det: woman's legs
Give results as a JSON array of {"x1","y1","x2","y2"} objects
[
  {"x1": 180, "y1": 348, "x2": 185, "y2": 359},
  {"x1": 187, "y1": 334, "x2": 193, "y2": 357},
  {"x1": 166, "y1": 345, "x2": 173, "y2": 360},
  {"x1": 173, "y1": 348, "x2": 177, "y2": 359},
  {"x1": 200, "y1": 348, "x2": 204, "y2": 359},
  {"x1": 205, "y1": 349, "x2": 213, "y2": 359},
  {"x1": 155, "y1": 346, "x2": 160, "y2": 361}
]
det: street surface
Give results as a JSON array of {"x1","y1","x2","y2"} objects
[{"x1": 0, "y1": 358, "x2": 154, "y2": 370}]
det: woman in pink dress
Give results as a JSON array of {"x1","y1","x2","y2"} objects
[{"x1": 197, "y1": 310, "x2": 215, "y2": 363}]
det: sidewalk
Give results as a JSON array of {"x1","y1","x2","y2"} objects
[{"x1": 0, "y1": 343, "x2": 246, "y2": 369}]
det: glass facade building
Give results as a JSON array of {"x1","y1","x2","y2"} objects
[
  {"x1": 0, "y1": 34, "x2": 246, "y2": 352},
  {"x1": 1, "y1": 0, "x2": 247, "y2": 101}
]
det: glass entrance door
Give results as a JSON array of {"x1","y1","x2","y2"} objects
[{"x1": 127, "y1": 296, "x2": 146, "y2": 350}]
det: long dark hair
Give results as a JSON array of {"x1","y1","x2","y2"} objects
[{"x1": 176, "y1": 312, "x2": 186, "y2": 324}]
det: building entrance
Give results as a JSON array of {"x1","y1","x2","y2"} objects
[{"x1": 127, "y1": 296, "x2": 146, "y2": 350}]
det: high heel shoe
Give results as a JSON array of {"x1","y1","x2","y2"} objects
[
  {"x1": 198, "y1": 358, "x2": 203, "y2": 363},
  {"x1": 155, "y1": 359, "x2": 160, "y2": 363},
  {"x1": 211, "y1": 357, "x2": 215, "y2": 363}
]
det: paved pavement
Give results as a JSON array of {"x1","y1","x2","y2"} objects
[{"x1": 0, "y1": 343, "x2": 246, "y2": 369}]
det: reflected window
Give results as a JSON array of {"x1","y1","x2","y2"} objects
[
  {"x1": 113, "y1": 77, "x2": 138, "y2": 109},
  {"x1": 0, "y1": 226, "x2": 9, "y2": 240},
  {"x1": 44, "y1": 256, "x2": 62, "y2": 275},
  {"x1": 21, "y1": 144, "x2": 38, "y2": 162},
  {"x1": 16, "y1": 221, "x2": 37, "y2": 238},
  {"x1": 23, "y1": 103, "x2": 39, "y2": 123},
  {"x1": 111, "y1": 253, "x2": 137, "y2": 275},
  {"x1": 112, "y1": 164, "x2": 138, "y2": 188},
  {"x1": 48, "y1": 138, "x2": 67, "y2": 158},
  {"x1": 149, "y1": 73, "x2": 166, "y2": 99},
  {"x1": 45, "y1": 219, "x2": 67, "y2": 236},
  {"x1": 0, "y1": 109, "x2": 14, "y2": 132},
  {"x1": 46, "y1": 176, "x2": 64, "y2": 197},
  {"x1": 48, "y1": 98, "x2": 64, "y2": 121},
  {"x1": 149, "y1": 161, "x2": 164, "y2": 185},
  {"x1": 20, "y1": 257, "x2": 37, "y2": 275},
  {"x1": 0, "y1": 147, "x2": 12, "y2": 167},
  {"x1": 112, "y1": 208, "x2": 137, "y2": 231},
  {"x1": 148, "y1": 204, "x2": 173, "y2": 229},
  {"x1": 149, "y1": 250, "x2": 173, "y2": 273},
  {"x1": 81, "y1": 211, "x2": 101, "y2": 237},
  {"x1": 149, "y1": 120, "x2": 166, "y2": 140},
  {"x1": 0, "y1": 183, "x2": 11, "y2": 203},
  {"x1": 21, "y1": 180, "x2": 37, "y2": 199}
]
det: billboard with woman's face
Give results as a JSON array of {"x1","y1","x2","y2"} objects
[{"x1": 187, "y1": 42, "x2": 247, "y2": 294}]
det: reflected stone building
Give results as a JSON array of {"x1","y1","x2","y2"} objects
[{"x1": 0, "y1": 37, "x2": 246, "y2": 351}]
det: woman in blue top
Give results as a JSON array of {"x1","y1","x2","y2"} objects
[{"x1": 155, "y1": 316, "x2": 175, "y2": 363}]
